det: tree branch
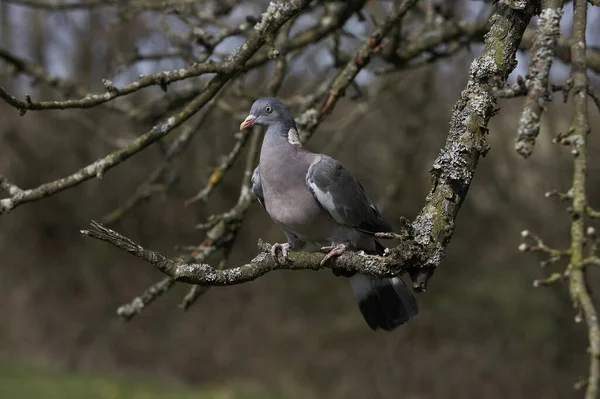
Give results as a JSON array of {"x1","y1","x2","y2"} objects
[
  {"x1": 81, "y1": 221, "x2": 413, "y2": 284},
  {"x1": 0, "y1": 81, "x2": 219, "y2": 215},
  {"x1": 116, "y1": 277, "x2": 175, "y2": 321},
  {"x1": 317, "y1": 0, "x2": 418, "y2": 118},
  {"x1": 408, "y1": 2, "x2": 538, "y2": 289},
  {"x1": 567, "y1": 0, "x2": 600, "y2": 396},
  {"x1": 521, "y1": 1, "x2": 600, "y2": 396},
  {"x1": 111, "y1": 12, "x2": 302, "y2": 318},
  {"x1": 515, "y1": 0, "x2": 564, "y2": 158},
  {"x1": 520, "y1": 31, "x2": 600, "y2": 74},
  {"x1": 0, "y1": 175, "x2": 23, "y2": 196},
  {"x1": 100, "y1": 98, "x2": 218, "y2": 225},
  {"x1": 80, "y1": 2, "x2": 538, "y2": 294},
  {"x1": 0, "y1": 62, "x2": 223, "y2": 113},
  {"x1": 0, "y1": 0, "x2": 116, "y2": 10},
  {"x1": 185, "y1": 128, "x2": 250, "y2": 205},
  {"x1": 0, "y1": 0, "x2": 311, "y2": 216},
  {"x1": 0, "y1": 0, "x2": 358, "y2": 115}
]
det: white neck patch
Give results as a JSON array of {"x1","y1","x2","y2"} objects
[{"x1": 287, "y1": 128, "x2": 302, "y2": 146}]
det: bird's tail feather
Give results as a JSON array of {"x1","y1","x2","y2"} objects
[{"x1": 350, "y1": 274, "x2": 418, "y2": 331}]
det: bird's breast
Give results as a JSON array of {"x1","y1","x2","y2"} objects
[
  {"x1": 258, "y1": 143, "x2": 359, "y2": 245},
  {"x1": 263, "y1": 178, "x2": 326, "y2": 236}
]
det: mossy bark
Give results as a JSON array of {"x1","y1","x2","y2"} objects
[{"x1": 409, "y1": 3, "x2": 539, "y2": 290}]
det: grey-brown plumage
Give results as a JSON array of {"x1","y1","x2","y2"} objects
[{"x1": 241, "y1": 97, "x2": 418, "y2": 331}]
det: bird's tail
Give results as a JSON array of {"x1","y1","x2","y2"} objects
[
  {"x1": 350, "y1": 274, "x2": 418, "y2": 331},
  {"x1": 349, "y1": 239, "x2": 418, "y2": 331}
]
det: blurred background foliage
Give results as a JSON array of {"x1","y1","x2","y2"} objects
[{"x1": 1, "y1": 0, "x2": 600, "y2": 398}]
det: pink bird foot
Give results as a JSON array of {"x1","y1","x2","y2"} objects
[{"x1": 320, "y1": 242, "x2": 350, "y2": 266}]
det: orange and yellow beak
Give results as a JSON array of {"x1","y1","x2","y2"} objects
[{"x1": 240, "y1": 115, "x2": 256, "y2": 130}]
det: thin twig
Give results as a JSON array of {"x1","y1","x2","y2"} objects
[
  {"x1": 185, "y1": 129, "x2": 250, "y2": 205},
  {"x1": 116, "y1": 277, "x2": 175, "y2": 321},
  {"x1": 101, "y1": 98, "x2": 219, "y2": 225},
  {"x1": 0, "y1": 0, "x2": 311, "y2": 216},
  {"x1": 568, "y1": 1, "x2": 600, "y2": 396},
  {"x1": 317, "y1": 0, "x2": 419, "y2": 120}
]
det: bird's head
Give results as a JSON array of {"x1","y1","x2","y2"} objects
[{"x1": 240, "y1": 97, "x2": 295, "y2": 131}]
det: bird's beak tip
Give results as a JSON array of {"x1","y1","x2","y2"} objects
[{"x1": 240, "y1": 115, "x2": 256, "y2": 130}]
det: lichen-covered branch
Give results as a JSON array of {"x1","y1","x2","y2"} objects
[
  {"x1": 567, "y1": 0, "x2": 600, "y2": 396},
  {"x1": 82, "y1": 221, "x2": 416, "y2": 284},
  {"x1": 409, "y1": 2, "x2": 538, "y2": 289},
  {"x1": 519, "y1": 0, "x2": 600, "y2": 396},
  {"x1": 0, "y1": 0, "x2": 311, "y2": 216},
  {"x1": 112, "y1": 128, "x2": 266, "y2": 320},
  {"x1": 116, "y1": 277, "x2": 175, "y2": 321},
  {"x1": 0, "y1": 82, "x2": 218, "y2": 215},
  {"x1": 588, "y1": 207, "x2": 600, "y2": 219},
  {"x1": 520, "y1": 31, "x2": 600, "y2": 74},
  {"x1": 0, "y1": 0, "x2": 357, "y2": 115},
  {"x1": 81, "y1": 2, "x2": 537, "y2": 297},
  {"x1": 0, "y1": 175, "x2": 23, "y2": 196},
  {"x1": 0, "y1": 63, "x2": 224, "y2": 114},
  {"x1": 515, "y1": 0, "x2": 564, "y2": 158}
]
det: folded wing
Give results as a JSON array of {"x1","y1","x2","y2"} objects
[{"x1": 306, "y1": 155, "x2": 393, "y2": 235}]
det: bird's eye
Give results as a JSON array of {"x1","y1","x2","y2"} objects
[{"x1": 265, "y1": 106, "x2": 272, "y2": 113}]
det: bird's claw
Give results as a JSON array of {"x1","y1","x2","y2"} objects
[
  {"x1": 320, "y1": 243, "x2": 350, "y2": 266},
  {"x1": 271, "y1": 242, "x2": 291, "y2": 264}
]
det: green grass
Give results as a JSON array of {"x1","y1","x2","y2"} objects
[{"x1": 0, "y1": 365, "x2": 283, "y2": 399}]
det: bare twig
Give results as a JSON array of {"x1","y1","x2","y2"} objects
[
  {"x1": 588, "y1": 206, "x2": 600, "y2": 219},
  {"x1": 520, "y1": 30, "x2": 600, "y2": 74},
  {"x1": 101, "y1": 98, "x2": 219, "y2": 225},
  {"x1": 0, "y1": 0, "x2": 360, "y2": 115},
  {"x1": 185, "y1": 129, "x2": 250, "y2": 205},
  {"x1": 317, "y1": 0, "x2": 419, "y2": 119},
  {"x1": 567, "y1": 1, "x2": 600, "y2": 396},
  {"x1": 522, "y1": 0, "x2": 600, "y2": 396},
  {"x1": 0, "y1": 82, "x2": 218, "y2": 215},
  {"x1": 515, "y1": 0, "x2": 564, "y2": 158},
  {"x1": 179, "y1": 284, "x2": 210, "y2": 310},
  {"x1": 0, "y1": 63, "x2": 223, "y2": 113},
  {"x1": 589, "y1": 87, "x2": 600, "y2": 114},
  {"x1": 116, "y1": 277, "x2": 175, "y2": 321},
  {"x1": 0, "y1": 0, "x2": 311, "y2": 216},
  {"x1": 518, "y1": 229, "x2": 570, "y2": 268},
  {"x1": 0, "y1": 48, "x2": 82, "y2": 98},
  {"x1": 185, "y1": 17, "x2": 297, "y2": 207}
]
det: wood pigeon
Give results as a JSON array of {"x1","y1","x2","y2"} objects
[{"x1": 240, "y1": 97, "x2": 418, "y2": 331}]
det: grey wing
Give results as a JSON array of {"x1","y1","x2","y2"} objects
[
  {"x1": 251, "y1": 166, "x2": 265, "y2": 208},
  {"x1": 306, "y1": 155, "x2": 393, "y2": 234}
]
